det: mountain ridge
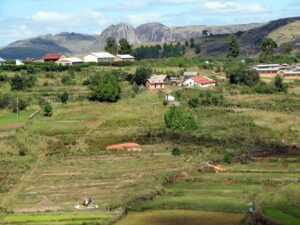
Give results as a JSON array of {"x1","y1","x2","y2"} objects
[{"x1": 0, "y1": 17, "x2": 299, "y2": 59}]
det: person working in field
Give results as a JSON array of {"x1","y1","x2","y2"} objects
[{"x1": 81, "y1": 197, "x2": 92, "y2": 207}]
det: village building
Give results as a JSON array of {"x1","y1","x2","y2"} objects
[
  {"x1": 183, "y1": 76, "x2": 216, "y2": 88},
  {"x1": 43, "y1": 54, "x2": 66, "y2": 62},
  {"x1": 183, "y1": 71, "x2": 199, "y2": 78},
  {"x1": 56, "y1": 57, "x2": 84, "y2": 66},
  {"x1": 167, "y1": 76, "x2": 182, "y2": 86},
  {"x1": 84, "y1": 52, "x2": 115, "y2": 63},
  {"x1": 0, "y1": 57, "x2": 5, "y2": 66},
  {"x1": 16, "y1": 59, "x2": 24, "y2": 66},
  {"x1": 253, "y1": 64, "x2": 282, "y2": 76},
  {"x1": 145, "y1": 75, "x2": 167, "y2": 89},
  {"x1": 279, "y1": 70, "x2": 300, "y2": 78},
  {"x1": 114, "y1": 54, "x2": 135, "y2": 62}
]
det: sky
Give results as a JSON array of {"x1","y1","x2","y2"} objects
[{"x1": 0, "y1": 0, "x2": 299, "y2": 47}]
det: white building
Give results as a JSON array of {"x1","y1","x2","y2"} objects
[
  {"x1": 183, "y1": 76, "x2": 216, "y2": 88},
  {"x1": 16, "y1": 60, "x2": 24, "y2": 66},
  {"x1": 0, "y1": 57, "x2": 5, "y2": 66},
  {"x1": 165, "y1": 94, "x2": 175, "y2": 101},
  {"x1": 56, "y1": 57, "x2": 84, "y2": 66},
  {"x1": 183, "y1": 71, "x2": 199, "y2": 78},
  {"x1": 84, "y1": 52, "x2": 115, "y2": 63}
]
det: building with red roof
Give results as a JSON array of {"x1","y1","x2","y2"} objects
[
  {"x1": 183, "y1": 76, "x2": 216, "y2": 88},
  {"x1": 43, "y1": 53, "x2": 66, "y2": 62}
]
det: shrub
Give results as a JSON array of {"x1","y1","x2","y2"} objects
[
  {"x1": 132, "y1": 83, "x2": 139, "y2": 94},
  {"x1": 274, "y1": 75, "x2": 288, "y2": 92},
  {"x1": 61, "y1": 74, "x2": 75, "y2": 85},
  {"x1": 188, "y1": 98, "x2": 199, "y2": 108},
  {"x1": 89, "y1": 72, "x2": 121, "y2": 102},
  {"x1": 10, "y1": 74, "x2": 36, "y2": 90},
  {"x1": 199, "y1": 92, "x2": 225, "y2": 106},
  {"x1": 9, "y1": 98, "x2": 28, "y2": 113},
  {"x1": 164, "y1": 106, "x2": 198, "y2": 131},
  {"x1": 172, "y1": 147, "x2": 182, "y2": 156},
  {"x1": 59, "y1": 92, "x2": 69, "y2": 104},
  {"x1": 253, "y1": 82, "x2": 277, "y2": 94},
  {"x1": 43, "y1": 101, "x2": 53, "y2": 117},
  {"x1": 18, "y1": 147, "x2": 27, "y2": 156},
  {"x1": 163, "y1": 99, "x2": 168, "y2": 106},
  {"x1": 223, "y1": 151, "x2": 233, "y2": 164}
]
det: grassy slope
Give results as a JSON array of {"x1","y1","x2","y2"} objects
[{"x1": 269, "y1": 20, "x2": 300, "y2": 46}]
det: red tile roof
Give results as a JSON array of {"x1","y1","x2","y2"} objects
[
  {"x1": 43, "y1": 54, "x2": 63, "y2": 60},
  {"x1": 192, "y1": 76, "x2": 216, "y2": 84}
]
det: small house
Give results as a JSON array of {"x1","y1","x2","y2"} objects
[
  {"x1": 43, "y1": 54, "x2": 66, "y2": 62},
  {"x1": 84, "y1": 52, "x2": 115, "y2": 63},
  {"x1": 114, "y1": 54, "x2": 135, "y2": 62},
  {"x1": 16, "y1": 59, "x2": 24, "y2": 66},
  {"x1": 183, "y1": 76, "x2": 216, "y2": 88},
  {"x1": 279, "y1": 70, "x2": 300, "y2": 78},
  {"x1": 146, "y1": 75, "x2": 167, "y2": 89},
  {"x1": 253, "y1": 64, "x2": 282, "y2": 76},
  {"x1": 183, "y1": 71, "x2": 199, "y2": 78},
  {"x1": 56, "y1": 57, "x2": 84, "y2": 66},
  {"x1": 0, "y1": 57, "x2": 5, "y2": 66}
]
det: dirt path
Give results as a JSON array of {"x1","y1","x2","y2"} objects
[{"x1": 1, "y1": 153, "x2": 46, "y2": 210}]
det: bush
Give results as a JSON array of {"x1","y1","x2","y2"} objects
[
  {"x1": 10, "y1": 74, "x2": 36, "y2": 90},
  {"x1": 274, "y1": 75, "x2": 288, "y2": 93},
  {"x1": 188, "y1": 98, "x2": 199, "y2": 108},
  {"x1": 9, "y1": 98, "x2": 28, "y2": 113},
  {"x1": 199, "y1": 92, "x2": 225, "y2": 106},
  {"x1": 172, "y1": 147, "x2": 182, "y2": 156},
  {"x1": 253, "y1": 82, "x2": 277, "y2": 94},
  {"x1": 163, "y1": 99, "x2": 168, "y2": 106},
  {"x1": 223, "y1": 151, "x2": 233, "y2": 164},
  {"x1": 164, "y1": 106, "x2": 198, "y2": 131},
  {"x1": 59, "y1": 92, "x2": 69, "y2": 104},
  {"x1": 61, "y1": 74, "x2": 75, "y2": 85},
  {"x1": 43, "y1": 101, "x2": 53, "y2": 117},
  {"x1": 18, "y1": 147, "x2": 27, "y2": 156},
  {"x1": 89, "y1": 72, "x2": 121, "y2": 102}
]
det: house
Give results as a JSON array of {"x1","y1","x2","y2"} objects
[
  {"x1": 0, "y1": 57, "x2": 5, "y2": 66},
  {"x1": 146, "y1": 75, "x2": 167, "y2": 89},
  {"x1": 84, "y1": 52, "x2": 115, "y2": 63},
  {"x1": 16, "y1": 59, "x2": 24, "y2": 66},
  {"x1": 56, "y1": 57, "x2": 84, "y2": 66},
  {"x1": 183, "y1": 76, "x2": 216, "y2": 88},
  {"x1": 43, "y1": 54, "x2": 66, "y2": 62},
  {"x1": 114, "y1": 54, "x2": 135, "y2": 62},
  {"x1": 165, "y1": 94, "x2": 175, "y2": 101},
  {"x1": 183, "y1": 71, "x2": 199, "y2": 78},
  {"x1": 167, "y1": 76, "x2": 182, "y2": 86},
  {"x1": 253, "y1": 64, "x2": 282, "y2": 76}
]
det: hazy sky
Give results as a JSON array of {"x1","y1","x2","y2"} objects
[{"x1": 0, "y1": 0, "x2": 299, "y2": 46}]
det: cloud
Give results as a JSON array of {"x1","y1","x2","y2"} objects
[{"x1": 203, "y1": 1, "x2": 265, "y2": 13}]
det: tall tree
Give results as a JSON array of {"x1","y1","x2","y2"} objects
[
  {"x1": 105, "y1": 37, "x2": 118, "y2": 54},
  {"x1": 227, "y1": 35, "x2": 240, "y2": 58},
  {"x1": 190, "y1": 38, "x2": 195, "y2": 48},
  {"x1": 282, "y1": 43, "x2": 292, "y2": 55},
  {"x1": 260, "y1": 37, "x2": 278, "y2": 60},
  {"x1": 119, "y1": 38, "x2": 133, "y2": 55}
]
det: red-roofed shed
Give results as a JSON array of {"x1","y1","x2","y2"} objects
[{"x1": 43, "y1": 54, "x2": 65, "y2": 62}]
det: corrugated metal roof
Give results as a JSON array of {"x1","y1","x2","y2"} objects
[
  {"x1": 192, "y1": 76, "x2": 216, "y2": 84},
  {"x1": 183, "y1": 71, "x2": 198, "y2": 76},
  {"x1": 147, "y1": 75, "x2": 167, "y2": 84},
  {"x1": 57, "y1": 57, "x2": 83, "y2": 63},
  {"x1": 43, "y1": 54, "x2": 63, "y2": 60},
  {"x1": 92, "y1": 52, "x2": 115, "y2": 58},
  {"x1": 117, "y1": 54, "x2": 135, "y2": 59}
]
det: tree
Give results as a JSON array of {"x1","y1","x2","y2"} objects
[
  {"x1": 184, "y1": 40, "x2": 189, "y2": 47},
  {"x1": 227, "y1": 35, "x2": 240, "y2": 58},
  {"x1": 59, "y1": 92, "x2": 69, "y2": 104},
  {"x1": 133, "y1": 67, "x2": 152, "y2": 85},
  {"x1": 274, "y1": 75, "x2": 287, "y2": 92},
  {"x1": 119, "y1": 38, "x2": 133, "y2": 55},
  {"x1": 260, "y1": 37, "x2": 278, "y2": 61},
  {"x1": 172, "y1": 147, "x2": 182, "y2": 156},
  {"x1": 224, "y1": 63, "x2": 260, "y2": 86},
  {"x1": 282, "y1": 43, "x2": 292, "y2": 55},
  {"x1": 164, "y1": 107, "x2": 198, "y2": 131},
  {"x1": 11, "y1": 74, "x2": 36, "y2": 91},
  {"x1": 190, "y1": 38, "x2": 195, "y2": 48},
  {"x1": 43, "y1": 101, "x2": 53, "y2": 117},
  {"x1": 202, "y1": 30, "x2": 208, "y2": 36},
  {"x1": 195, "y1": 45, "x2": 201, "y2": 54},
  {"x1": 89, "y1": 72, "x2": 121, "y2": 102},
  {"x1": 105, "y1": 37, "x2": 118, "y2": 54}
]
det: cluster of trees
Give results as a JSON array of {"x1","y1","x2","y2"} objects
[
  {"x1": 135, "y1": 42, "x2": 185, "y2": 60},
  {"x1": 0, "y1": 94, "x2": 28, "y2": 113},
  {"x1": 185, "y1": 38, "x2": 201, "y2": 54},
  {"x1": 188, "y1": 92, "x2": 225, "y2": 108},
  {"x1": 11, "y1": 73, "x2": 37, "y2": 91},
  {"x1": 105, "y1": 37, "x2": 133, "y2": 55}
]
